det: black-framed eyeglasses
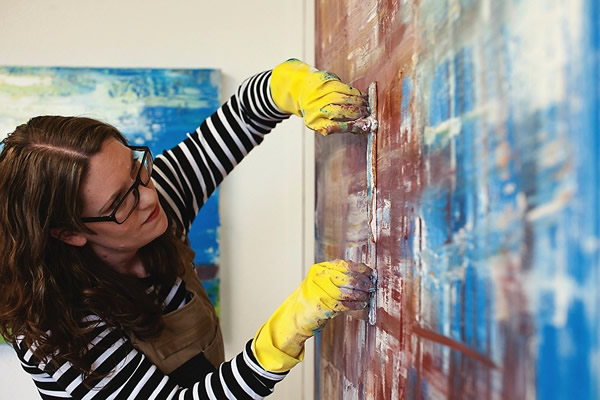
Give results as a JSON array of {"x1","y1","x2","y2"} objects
[{"x1": 81, "y1": 145, "x2": 153, "y2": 225}]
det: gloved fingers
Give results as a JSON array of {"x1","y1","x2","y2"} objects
[
  {"x1": 316, "y1": 259, "x2": 372, "y2": 275},
  {"x1": 338, "y1": 286, "x2": 370, "y2": 302},
  {"x1": 308, "y1": 268, "x2": 371, "y2": 310},
  {"x1": 334, "y1": 270, "x2": 373, "y2": 293},
  {"x1": 312, "y1": 260, "x2": 373, "y2": 290},
  {"x1": 306, "y1": 87, "x2": 367, "y2": 109},
  {"x1": 301, "y1": 82, "x2": 368, "y2": 135},
  {"x1": 311, "y1": 78, "x2": 364, "y2": 98},
  {"x1": 322, "y1": 265, "x2": 372, "y2": 292},
  {"x1": 316, "y1": 119, "x2": 375, "y2": 135},
  {"x1": 310, "y1": 268, "x2": 350, "y2": 300},
  {"x1": 323, "y1": 274, "x2": 371, "y2": 300},
  {"x1": 303, "y1": 91, "x2": 367, "y2": 123},
  {"x1": 313, "y1": 285, "x2": 369, "y2": 312},
  {"x1": 342, "y1": 260, "x2": 372, "y2": 275},
  {"x1": 302, "y1": 272, "x2": 351, "y2": 312},
  {"x1": 316, "y1": 104, "x2": 369, "y2": 122},
  {"x1": 305, "y1": 119, "x2": 365, "y2": 136},
  {"x1": 326, "y1": 289, "x2": 369, "y2": 312},
  {"x1": 312, "y1": 260, "x2": 373, "y2": 308}
]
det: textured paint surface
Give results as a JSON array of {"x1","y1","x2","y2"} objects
[
  {"x1": 0, "y1": 66, "x2": 222, "y2": 307},
  {"x1": 315, "y1": 0, "x2": 599, "y2": 399}
]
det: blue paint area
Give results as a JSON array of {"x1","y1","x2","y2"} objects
[
  {"x1": 402, "y1": 77, "x2": 413, "y2": 117},
  {"x1": 429, "y1": 61, "x2": 451, "y2": 127},
  {"x1": 537, "y1": 321, "x2": 561, "y2": 400},
  {"x1": 590, "y1": 1, "x2": 600, "y2": 398},
  {"x1": 450, "y1": 277, "x2": 462, "y2": 342},
  {"x1": 463, "y1": 263, "x2": 475, "y2": 346},
  {"x1": 461, "y1": 120, "x2": 478, "y2": 226},
  {"x1": 534, "y1": 1, "x2": 600, "y2": 397},
  {"x1": 421, "y1": 187, "x2": 451, "y2": 250},
  {"x1": 189, "y1": 190, "x2": 220, "y2": 264},
  {"x1": 538, "y1": 301, "x2": 591, "y2": 400},
  {"x1": 533, "y1": 1, "x2": 600, "y2": 396},
  {"x1": 417, "y1": 3, "x2": 598, "y2": 396},
  {"x1": 406, "y1": 367, "x2": 419, "y2": 400},
  {"x1": 474, "y1": 263, "x2": 490, "y2": 355},
  {"x1": 451, "y1": 133, "x2": 467, "y2": 234},
  {"x1": 563, "y1": 301, "x2": 591, "y2": 399},
  {"x1": 453, "y1": 47, "x2": 475, "y2": 116},
  {"x1": 201, "y1": 279, "x2": 220, "y2": 313},
  {"x1": 137, "y1": 106, "x2": 218, "y2": 148}
]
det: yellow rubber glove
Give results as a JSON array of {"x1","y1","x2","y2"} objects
[
  {"x1": 270, "y1": 59, "x2": 369, "y2": 135},
  {"x1": 253, "y1": 260, "x2": 373, "y2": 372}
]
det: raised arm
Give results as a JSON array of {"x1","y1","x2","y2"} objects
[
  {"x1": 152, "y1": 69, "x2": 288, "y2": 235},
  {"x1": 152, "y1": 60, "x2": 368, "y2": 235}
]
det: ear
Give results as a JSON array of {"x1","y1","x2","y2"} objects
[{"x1": 49, "y1": 228, "x2": 88, "y2": 247}]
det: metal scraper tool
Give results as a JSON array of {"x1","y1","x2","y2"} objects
[
  {"x1": 365, "y1": 82, "x2": 378, "y2": 326},
  {"x1": 353, "y1": 82, "x2": 379, "y2": 134}
]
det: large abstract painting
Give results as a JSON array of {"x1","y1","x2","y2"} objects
[
  {"x1": 0, "y1": 66, "x2": 221, "y2": 310},
  {"x1": 315, "y1": 0, "x2": 599, "y2": 399}
]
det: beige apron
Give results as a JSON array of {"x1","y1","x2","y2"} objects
[{"x1": 128, "y1": 263, "x2": 225, "y2": 374}]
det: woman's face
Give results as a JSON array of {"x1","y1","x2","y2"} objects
[{"x1": 78, "y1": 138, "x2": 168, "y2": 256}]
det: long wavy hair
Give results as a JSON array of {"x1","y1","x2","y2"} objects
[{"x1": 0, "y1": 116, "x2": 194, "y2": 382}]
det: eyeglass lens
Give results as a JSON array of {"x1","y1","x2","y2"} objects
[{"x1": 113, "y1": 150, "x2": 152, "y2": 223}]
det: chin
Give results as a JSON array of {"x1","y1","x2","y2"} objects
[
  {"x1": 138, "y1": 209, "x2": 169, "y2": 247},
  {"x1": 139, "y1": 218, "x2": 169, "y2": 248}
]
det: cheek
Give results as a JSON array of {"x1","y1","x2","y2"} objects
[
  {"x1": 98, "y1": 220, "x2": 139, "y2": 241},
  {"x1": 106, "y1": 227, "x2": 135, "y2": 244},
  {"x1": 156, "y1": 208, "x2": 169, "y2": 234}
]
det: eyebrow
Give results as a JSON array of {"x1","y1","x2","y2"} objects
[{"x1": 97, "y1": 151, "x2": 137, "y2": 215}]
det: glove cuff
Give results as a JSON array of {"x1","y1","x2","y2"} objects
[
  {"x1": 253, "y1": 321, "x2": 306, "y2": 373},
  {"x1": 270, "y1": 59, "x2": 315, "y2": 116}
]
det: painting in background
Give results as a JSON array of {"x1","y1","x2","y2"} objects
[
  {"x1": 0, "y1": 66, "x2": 221, "y2": 310},
  {"x1": 315, "y1": 0, "x2": 598, "y2": 399}
]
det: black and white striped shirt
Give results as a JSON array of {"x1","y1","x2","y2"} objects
[{"x1": 15, "y1": 70, "x2": 291, "y2": 399}]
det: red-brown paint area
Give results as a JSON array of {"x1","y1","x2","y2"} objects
[{"x1": 316, "y1": 1, "x2": 423, "y2": 399}]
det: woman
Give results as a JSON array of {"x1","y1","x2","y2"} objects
[{"x1": 0, "y1": 59, "x2": 373, "y2": 398}]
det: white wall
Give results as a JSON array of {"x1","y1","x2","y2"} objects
[{"x1": 0, "y1": 1, "x2": 315, "y2": 399}]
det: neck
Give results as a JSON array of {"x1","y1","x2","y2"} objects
[{"x1": 88, "y1": 244, "x2": 148, "y2": 278}]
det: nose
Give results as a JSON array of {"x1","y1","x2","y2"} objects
[{"x1": 137, "y1": 181, "x2": 156, "y2": 210}]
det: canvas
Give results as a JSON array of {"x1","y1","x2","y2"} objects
[{"x1": 315, "y1": 0, "x2": 599, "y2": 399}]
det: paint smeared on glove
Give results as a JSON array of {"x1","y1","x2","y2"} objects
[
  {"x1": 253, "y1": 260, "x2": 373, "y2": 372},
  {"x1": 270, "y1": 59, "x2": 369, "y2": 135}
]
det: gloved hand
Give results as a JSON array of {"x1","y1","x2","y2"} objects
[
  {"x1": 253, "y1": 259, "x2": 373, "y2": 372},
  {"x1": 270, "y1": 59, "x2": 369, "y2": 135}
]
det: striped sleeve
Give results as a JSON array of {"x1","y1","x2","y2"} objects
[
  {"x1": 15, "y1": 327, "x2": 288, "y2": 399},
  {"x1": 152, "y1": 70, "x2": 290, "y2": 234}
]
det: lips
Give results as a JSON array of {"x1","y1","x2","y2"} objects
[{"x1": 144, "y1": 204, "x2": 160, "y2": 224}]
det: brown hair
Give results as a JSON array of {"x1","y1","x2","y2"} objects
[{"x1": 0, "y1": 116, "x2": 194, "y2": 382}]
